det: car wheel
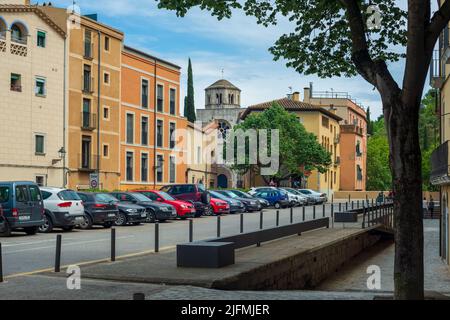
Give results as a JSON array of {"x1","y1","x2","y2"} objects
[
  {"x1": 39, "y1": 214, "x2": 53, "y2": 233},
  {"x1": 115, "y1": 213, "x2": 127, "y2": 226},
  {"x1": 274, "y1": 202, "x2": 281, "y2": 209},
  {"x1": 146, "y1": 210, "x2": 156, "y2": 223},
  {"x1": 24, "y1": 227, "x2": 38, "y2": 235},
  {"x1": 79, "y1": 215, "x2": 93, "y2": 230},
  {"x1": 204, "y1": 205, "x2": 214, "y2": 216},
  {"x1": 0, "y1": 219, "x2": 12, "y2": 237},
  {"x1": 61, "y1": 226, "x2": 74, "y2": 232}
]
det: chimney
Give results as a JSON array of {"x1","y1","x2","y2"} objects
[
  {"x1": 303, "y1": 87, "x2": 311, "y2": 102},
  {"x1": 292, "y1": 92, "x2": 300, "y2": 102}
]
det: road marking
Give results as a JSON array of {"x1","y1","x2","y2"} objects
[
  {"x1": 3, "y1": 236, "x2": 135, "y2": 254},
  {"x1": 4, "y1": 245, "x2": 176, "y2": 280}
]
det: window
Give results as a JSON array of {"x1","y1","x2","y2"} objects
[
  {"x1": 83, "y1": 64, "x2": 92, "y2": 92},
  {"x1": 35, "y1": 77, "x2": 46, "y2": 96},
  {"x1": 141, "y1": 79, "x2": 149, "y2": 108},
  {"x1": 141, "y1": 117, "x2": 149, "y2": 146},
  {"x1": 84, "y1": 29, "x2": 92, "y2": 58},
  {"x1": 37, "y1": 31, "x2": 46, "y2": 48},
  {"x1": 197, "y1": 146, "x2": 201, "y2": 164},
  {"x1": 29, "y1": 185, "x2": 42, "y2": 201},
  {"x1": 103, "y1": 144, "x2": 109, "y2": 158},
  {"x1": 322, "y1": 116, "x2": 329, "y2": 128},
  {"x1": 157, "y1": 84, "x2": 163, "y2": 112},
  {"x1": 15, "y1": 186, "x2": 29, "y2": 203},
  {"x1": 169, "y1": 156, "x2": 176, "y2": 183},
  {"x1": 35, "y1": 176, "x2": 45, "y2": 187},
  {"x1": 82, "y1": 99, "x2": 92, "y2": 128},
  {"x1": 156, "y1": 155, "x2": 164, "y2": 183},
  {"x1": 81, "y1": 136, "x2": 92, "y2": 169},
  {"x1": 35, "y1": 134, "x2": 45, "y2": 154},
  {"x1": 169, "y1": 88, "x2": 176, "y2": 115},
  {"x1": 104, "y1": 36, "x2": 110, "y2": 51},
  {"x1": 157, "y1": 120, "x2": 163, "y2": 147},
  {"x1": 0, "y1": 187, "x2": 10, "y2": 203},
  {"x1": 356, "y1": 141, "x2": 362, "y2": 157},
  {"x1": 126, "y1": 113, "x2": 134, "y2": 144},
  {"x1": 141, "y1": 153, "x2": 148, "y2": 182},
  {"x1": 126, "y1": 152, "x2": 134, "y2": 181},
  {"x1": 169, "y1": 123, "x2": 176, "y2": 149},
  {"x1": 357, "y1": 165, "x2": 363, "y2": 181},
  {"x1": 11, "y1": 73, "x2": 22, "y2": 92},
  {"x1": 103, "y1": 106, "x2": 109, "y2": 120},
  {"x1": 103, "y1": 72, "x2": 110, "y2": 85}
]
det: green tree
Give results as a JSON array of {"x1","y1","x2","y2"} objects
[
  {"x1": 229, "y1": 103, "x2": 331, "y2": 184},
  {"x1": 184, "y1": 58, "x2": 196, "y2": 122},
  {"x1": 156, "y1": 0, "x2": 450, "y2": 299}
]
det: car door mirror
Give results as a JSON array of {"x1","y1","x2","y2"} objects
[{"x1": 156, "y1": 198, "x2": 163, "y2": 202}]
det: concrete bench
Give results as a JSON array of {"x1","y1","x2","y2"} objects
[{"x1": 177, "y1": 217, "x2": 329, "y2": 268}]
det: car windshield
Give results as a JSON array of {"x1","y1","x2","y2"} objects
[
  {"x1": 210, "y1": 191, "x2": 228, "y2": 200},
  {"x1": 300, "y1": 190, "x2": 311, "y2": 194},
  {"x1": 231, "y1": 190, "x2": 252, "y2": 198},
  {"x1": 158, "y1": 191, "x2": 175, "y2": 201},
  {"x1": 95, "y1": 193, "x2": 118, "y2": 203},
  {"x1": 131, "y1": 193, "x2": 153, "y2": 202},
  {"x1": 0, "y1": 186, "x2": 10, "y2": 203},
  {"x1": 58, "y1": 190, "x2": 81, "y2": 201},
  {"x1": 218, "y1": 190, "x2": 238, "y2": 198}
]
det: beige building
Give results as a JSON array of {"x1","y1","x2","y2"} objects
[{"x1": 0, "y1": 3, "x2": 67, "y2": 187}]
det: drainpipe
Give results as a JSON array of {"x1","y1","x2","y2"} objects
[
  {"x1": 153, "y1": 57, "x2": 157, "y2": 190},
  {"x1": 97, "y1": 30, "x2": 101, "y2": 188},
  {"x1": 63, "y1": 37, "x2": 67, "y2": 188}
]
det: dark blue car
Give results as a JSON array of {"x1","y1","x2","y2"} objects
[
  {"x1": 0, "y1": 181, "x2": 45, "y2": 236},
  {"x1": 253, "y1": 190, "x2": 290, "y2": 209}
]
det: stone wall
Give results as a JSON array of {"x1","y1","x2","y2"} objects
[{"x1": 212, "y1": 230, "x2": 385, "y2": 290}]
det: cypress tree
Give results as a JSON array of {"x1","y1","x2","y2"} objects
[{"x1": 186, "y1": 58, "x2": 196, "y2": 122}]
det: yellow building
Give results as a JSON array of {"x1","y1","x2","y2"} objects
[
  {"x1": 0, "y1": 3, "x2": 67, "y2": 187},
  {"x1": 241, "y1": 93, "x2": 342, "y2": 196},
  {"x1": 40, "y1": 5, "x2": 124, "y2": 191},
  {"x1": 429, "y1": 3, "x2": 450, "y2": 266}
]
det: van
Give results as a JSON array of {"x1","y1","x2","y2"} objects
[{"x1": 0, "y1": 181, "x2": 45, "y2": 236}]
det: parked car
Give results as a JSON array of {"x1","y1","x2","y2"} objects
[
  {"x1": 136, "y1": 190, "x2": 196, "y2": 219},
  {"x1": 228, "y1": 189, "x2": 270, "y2": 208},
  {"x1": 209, "y1": 191, "x2": 246, "y2": 214},
  {"x1": 214, "y1": 190, "x2": 262, "y2": 212},
  {"x1": 298, "y1": 189, "x2": 327, "y2": 204},
  {"x1": 248, "y1": 186, "x2": 277, "y2": 196},
  {"x1": 279, "y1": 188, "x2": 308, "y2": 206},
  {"x1": 0, "y1": 181, "x2": 45, "y2": 236},
  {"x1": 114, "y1": 201, "x2": 148, "y2": 226},
  {"x1": 160, "y1": 184, "x2": 211, "y2": 217},
  {"x1": 109, "y1": 192, "x2": 177, "y2": 222},
  {"x1": 76, "y1": 192, "x2": 119, "y2": 229},
  {"x1": 210, "y1": 198, "x2": 230, "y2": 215},
  {"x1": 253, "y1": 190, "x2": 290, "y2": 209},
  {"x1": 39, "y1": 187, "x2": 86, "y2": 233}
]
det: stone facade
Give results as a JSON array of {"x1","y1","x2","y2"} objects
[{"x1": 0, "y1": 6, "x2": 66, "y2": 187}]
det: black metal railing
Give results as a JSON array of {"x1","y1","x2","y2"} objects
[
  {"x1": 78, "y1": 153, "x2": 98, "y2": 171},
  {"x1": 81, "y1": 112, "x2": 97, "y2": 130},
  {"x1": 431, "y1": 141, "x2": 450, "y2": 185}
]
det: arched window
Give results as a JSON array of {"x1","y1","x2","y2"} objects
[
  {"x1": 11, "y1": 22, "x2": 28, "y2": 44},
  {"x1": 217, "y1": 120, "x2": 230, "y2": 139},
  {"x1": 0, "y1": 17, "x2": 7, "y2": 40}
]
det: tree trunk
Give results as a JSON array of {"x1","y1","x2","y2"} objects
[{"x1": 386, "y1": 96, "x2": 424, "y2": 300}]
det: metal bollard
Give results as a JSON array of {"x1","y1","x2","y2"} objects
[
  {"x1": 189, "y1": 219, "x2": 193, "y2": 242},
  {"x1": 259, "y1": 211, "x2": 264, "y2": 230},
  {"x1": 154, "y1": 222, "x2": 159, "y2": 253},
  {"x1": 351, "y1": 201, "x2": 354, "y2": 210},
  {"x1": 240, "y1": 214, "x2": 244, "y2": 234},
  {"x1": 331, "y1": 204, "x2": 334, "y2": 229},
  {"x1": 302, "y1": 205, "x2": 305, "y2": 221},
  {"x1": 323, "y1": 204, "x2": 326, "y2": 218},
  {"x1": 111, "y1": 228, "x2": 116, "y2": 262},
  {"x1": 55, "y1": 234, "x2": 62, "y2": 273},
  {"x1": 348, "y1": 194, "x2": 351, "y2": 203},
  {"x1": 0, "y1": 243, "x2": 3, "y2": 283},
  {"x1": 313, "y1": 205, "x2": 316, "y2": 220},
  {"x1": 332, "y1": 194, "x2": 334, "y2": 204},
  {"x1": 217, "y1": 215, "x2": 221, "y2": 238},
  {"x1": 346, "y1": 202, "x2": 348, "y2": 211},
  {"x1": 357, "y1": 200, "x2": 360, "y2": 209},
  {"x1": 290, "y1": 207, "x2": 293, "y2": 224},
  {"x1": 339, "y1": 202, "x2": 342, "y2": 212},
  {"x1": 276, "y1": 210, "x2": 279, "y2": 227}
]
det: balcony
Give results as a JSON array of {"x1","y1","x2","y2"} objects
[
  {"x1": 78, "y1": 154, "x2": 98, "y2": 172},
  {"x1": 81, "y1": 112, "x2": 97, "y2": 130},
  {"x1": 10, "y1": 84, "x2": 22, "y2": 92},
  {"x1": 84, "y1": 42, "x2": 94, "y2": 59},
  {"x1": 334, "y1": 156, "x2": 340, "y2": 166},
  {"x1": 340, "y1": 124, "x2": 363, "y2": 136},
  {"x1": 82, "y1": 76, "x2": 95, "y2": 94},
  {"x1": 430, "y1": 50, "x2": 444, "y2": 89},
  {"x1": 430, "y1": 141, "x2": 450, "y2": 186}
]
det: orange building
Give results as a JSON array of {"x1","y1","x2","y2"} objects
[
  {"x1": 120, "y1": 46, "x2": 188, "y2": 190},
  {"x1": 303, "y1": 85, "x2": 367, "y2": 191}
]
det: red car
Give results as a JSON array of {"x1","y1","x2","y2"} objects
[
  {"x1": 210, "y1": 198, "x2": 230, "y2": 215},
  {"x1": 136, "y1": 190, "x2": 196, "y2": 219}
]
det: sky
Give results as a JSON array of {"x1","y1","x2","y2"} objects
[{"x1": 47, "y1": 0, "x2": 432, "y2": 119}]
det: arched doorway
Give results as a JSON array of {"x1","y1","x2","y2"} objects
[{"x1": 217, "y1": 174, "x2": 228, "y2": 189}]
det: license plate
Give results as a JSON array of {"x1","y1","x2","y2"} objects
[
  {"x1": 19, "y1": 215, "x2": 30, "y2": 221},
  {"x1": 141, "y1": 213, "x2": 147, "y2": 218},
  {"x1": 108, "y1": 214, "x2": 116, "y2": 218}
]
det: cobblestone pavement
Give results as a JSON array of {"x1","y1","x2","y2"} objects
[{"x1": 317, "y1": 219, "x2": 450, "y2": 293}]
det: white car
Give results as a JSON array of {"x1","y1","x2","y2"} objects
[
  {"x1": 280, "y1": 188, "x2": 307, "y2": 206},
  {"x1": 248, "y1": 186, "x2": 278, "y2": 196},
  {"x1": 40, "y1": 187, "x2": 86, "y2": 233}
]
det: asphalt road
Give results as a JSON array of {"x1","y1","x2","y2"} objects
[{"x1": 0, "y1": 203, "x2": 349, "y2": 278}]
